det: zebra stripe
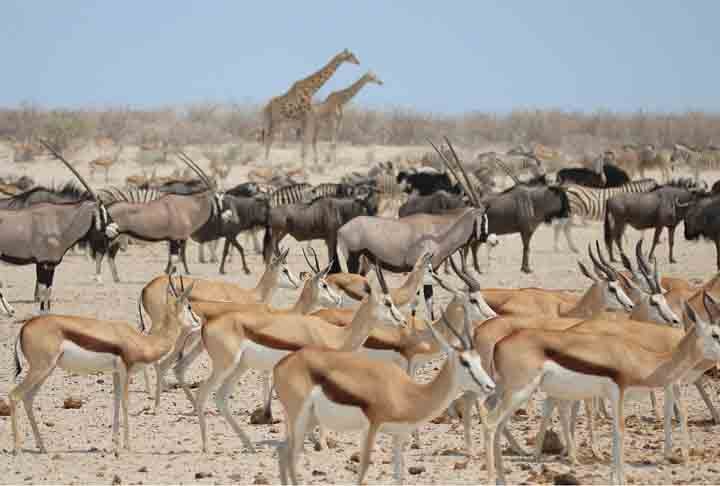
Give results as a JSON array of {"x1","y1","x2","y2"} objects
[
  {"x1": 98, "y1": 186, "x2": 163, "y2": 205},
  {"x1": 563, "y1": 179, "x2": 658, "y2": 221},
  {"x1": 269, "y1": 183, "x2": 311, "y2": 208}
]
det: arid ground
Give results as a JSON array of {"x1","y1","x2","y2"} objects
[{"x1": 1, "y1": 144, "x2": 719, "y2": 485}]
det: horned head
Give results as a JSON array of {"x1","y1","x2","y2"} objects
[
  {"x1": 368, "y1": 258, "x2": 406, "y2": 327},
  {"x1": 339, "y1": 48, "x2": 360, "y2": 65},
  {"x1": 177, "y1": 150, "x2": 234, "y2": 224},
  {"x1": 425, "y1": 304, "x2": 495, "y2": 395},
  {"x1": 434, "y1": 255, "x2": 497, "y2": 320},
  {"x1": 271, "y1": 246, "x2": 301, "y2": 290},
  {"x1": 39, "y1": 139, "x2": 116, "y2": 237},
  {"x1": 429, "y1": 136, "x2": 483, "y2": 206},
  {"x1": 302, "y1": 247, "x2": 342, "y2": 307}
]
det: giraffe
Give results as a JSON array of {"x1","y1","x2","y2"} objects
[
  {"x1": 310, "y1": 71, "x2": 383, "y2": 163},
  {"x1": 261, "y1": 49, "x2": 360, "y2": 165}
]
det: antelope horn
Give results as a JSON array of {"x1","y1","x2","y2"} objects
[
  {"x1": 428, "y1": 138, "x2": 472, "y2": 204},
  {"x1": 635, "y1": 240, "x2": 659, "y2": 293},
  {"x1": 595, "y1": 240, "x2": 617, "y2": 279},
  {"x1": 301, "y1": 248, "x2": 317, "y2": 273},
  {"x1": 492, "y1": 157, "x2": 521, "y2": 185},
  {"x1": 440, "y1": 309, "x2": 468, "y2": 349},
  {"x1": 39, "y1": 139, "x2": 97, "y2": 200},
  {"x1": 177, "y1": 151, "x2": 214, "y2": 190},
  {"x1": 448, "y1": 255, "x2": 472, "y2": 289},
  {"x1": 461, "y1": 298, "x2": 474, "y2": 349},
  {"x1": 588, "y1": 243, "x2": 612, "y2": 280},
  {"x1": 309, "y1": 246, "x2": 321, "y2": 274},
  {"x1": 374, "y1": 259, "x2": 389, "y2": 294},
  {"x1": 444, "y1": 137, "x2": 482, "y2": 207}
]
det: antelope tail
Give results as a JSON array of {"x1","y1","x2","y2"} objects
[
  {"x1": 13, "y1": 331, "x2": 23, "y2": 381},
  {"x1": 262, "y1": 225, "x2": 274, "y2": 265},
  {"x1": 603, "y1": 208, "x2": 614, "y2": 254}
]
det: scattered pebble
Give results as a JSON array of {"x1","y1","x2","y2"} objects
[
  {"x1": 408, "y1": 466, "x2": 426, "y2": 475},
  {"x1": 63, "y1": 398, "x2": 83, "y2": 409}
]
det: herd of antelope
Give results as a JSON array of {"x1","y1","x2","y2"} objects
[{"x1": 4, "y1": 136, "x2": 720, "y2": 486}]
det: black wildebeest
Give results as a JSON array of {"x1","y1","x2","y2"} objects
[
  {"x1": 604, "y1": 181, "x2": 701, "y2": 264},
  {"x1": 0, "y1": 141, "x2": 114, "y2": 311},
  {"x1": 556, "y1": 153, "x2": 631, "y2": 188},
  {"x1": 396, "y1": 170, "x2": 461, "y2": 196},
  {"x1": 684, "y1": 192, "x2": 720, "y2": 269},
  {"x1": 398, "y1": 190, "x2": 467, "y2": 218},
  {"x1": 264, "y1": 192, "x2": 380, "y2": 273}
]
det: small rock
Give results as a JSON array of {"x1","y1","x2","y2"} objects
[
  {"x1": 252, "y1": 473, "x2": 269, "y2": 485},
  {"x1": 137, "y1": 466, "x2": 148, "y2": 473},
  {"x1": 50, "y1": 453, "x2": 61, "y2": 460},
  {"x1": 194, "y1": 472, "x2": 213, "y2": 479},
  {"x1": 228, "y1": 474, "x2": 243, "y2": 482},
  {"x1": 541, "y1": 430, "x2": 564, "y2": 454},
  {"x1": 408, "y1": 466, "x2": 425, "y2": 475},
  {"x1": 44, "y1": 422, "x2": 54, "y2": 427},
  {"x1": 668, "y1": 455, "x2": 684, "y2": 465},
  {"x1": 454, "y1": 461, "x2": 468, "y2": 470},
  {"x1": 111, "y1": 475, "x2": 122, "y2": 485},
  {"x1": 63, "y1": 398, "x2": 83, "y2": 409},
  {"x1": 0, "y1": 399, "x2": 10, "y2": 416},
  {"x1": 97, "y1": 379, "x2": 105, "y2": 384},
  {"x1": 554, "y1": 473, "x2": 580, "y2": 485},
  {"x1": 350, "y1": 452, "x2": 361, "y2": 463},
  {"x1": 312, "y1": 470, "x2": 326, "y2": 476}
]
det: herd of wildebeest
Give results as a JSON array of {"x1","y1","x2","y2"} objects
[{"x1": 4, "y1": 136, "x2": 720, "y2": 485}]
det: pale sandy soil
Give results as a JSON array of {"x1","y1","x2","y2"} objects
[{"x1": 0, "y1": 145, "x2": 719, "y2": 485}]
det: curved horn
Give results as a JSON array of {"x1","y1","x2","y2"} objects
[
  {"x1": 177, "y1": 151, "x2": 214, "y2": 190},
  {"x1": 444, "y1": 137, "x2": 482, "y2": 207},
  {"x1": 301, "y1": 248, "x2": 318, "y2": 273},
  {"x1": 309, "y1": 247, "x2": 321, "y2": 274},
  {"x1": 448, "y1": 255, "x2": 473, "y2": 289},
  {"x1": 595, "y1": 241, "x2": 617, "y2": 279},
  {"x1": 39, "y1": 139, "x2": 97, "y2": 200},
  {"x1": 588, "y1": 243, "x2": 611, "y2": 280},
  {"x1": 440, "y1": 309, "x2": 469, "y2": 349},
  {"x1": 461, "y1": 298, "x2": 474, "y2": 348},
  {"x1": 634, "y1": 240, "x2": 658, "y2": 293},
  {"x1": 452, "y1": 255, "x2": 483, "y2": 292}
]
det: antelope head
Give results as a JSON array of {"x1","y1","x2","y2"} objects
[
  {"x1": 271, "y1": 247, "x2": 301, "y2": 290},
  {"x1": 368, "y1": 261, "x2": 406, "y2": 327},
  {"x1": 578, "y1": 242, "x2": 634, "y2": 313},
  {"x1": 302, "y1": 247, "x2": 342, "y2": 307},
  {"x1": 683, "y1": 292, "x2": 720, "y2": 360},
  {"x1": 631, "y1": 240, "x2": 681, "y2": 326},
  {"x1": 434, "y1": 255, "x2": 497, "y2": 320},
  {"x1": 177, "y1": 151, "x2": 236, "y2": 225},
  {"x1": 166, "y1": 275, "x2": 201, "y2": 331},
  {"x1": 39, "y1": 139, "x2": 117, "y2": 241},
  {"x1": 427, "y1": 302, "x2": 495, "y2": 395}
]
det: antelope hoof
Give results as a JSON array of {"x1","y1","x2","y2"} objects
[
  {"x1": 219, "y1": 268, "x2": 226, "y2": 275},
  {"x1": 93, "y1": 275, "x2": 103, "y2": 284},
  {"x1": 521, "y1": 266, "x2": 533, "y2": 274},
  {"x1": 670, "y1": 258, "x2": 678, "y2": 264},
  {"x1": 243, "y1": 267, "x2": 251, "y2": 275}
]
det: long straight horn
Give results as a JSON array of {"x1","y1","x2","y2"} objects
[
  {"x1": 39, "y1": 139, "x2": 97, "y2": 200},
  {"x1": 309, "y1": 246, "x2": 321, "y2": 274},
  {"x1": 595, "y1": 240, "x2": 617, "y2": 278},
  {"x1": 374, "y1": 259, "x2": 389, "y2": 294},
  {"x1": 444, "y1": 137, "x2": 482, "y2": 206},
  {"x1": 635, "y1": 240, "x2": 659, "y2": 293},
  {"x1": 177, "y1": 151, "x2": 213, "y2": 190},
  {"x1": 428, "y1": 138, "x2": 470, "y2": 202},
  {"x1": 301, "y1": 248, "x2": 316, "y2": 273},
  {"x1": 493, "y1": 157, "x2": 521, "y2": 186}
]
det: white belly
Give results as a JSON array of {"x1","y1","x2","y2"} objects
[
  {"x1": 312, "y1": 388, "x2": 370, "y2": 432},
  {"x1": 540, "y1": 361, "x2": 615, "y2": 401},
  {"x1": 238, "y1": 340, "x2": 291, "y2": 371},
  {"x1": 58, "y1": 340, "x2": 118, "y2": 374}
]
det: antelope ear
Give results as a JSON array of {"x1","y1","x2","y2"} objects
[
  {"x1": 577, "y1": 261, "x2": 597, "y2": 281},
  {"x1": 683, "y1": 301, "x2": 705, "y2": 333},
  {"x1": 703, "y1": 291, "x2": 720, "y2": 324}
]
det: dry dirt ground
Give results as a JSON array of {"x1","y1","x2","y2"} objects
[{"x1": 1, "y1": 146, "x2": 720, "y2": 485}]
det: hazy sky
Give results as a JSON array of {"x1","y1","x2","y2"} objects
[{"x1": 2, "y1": 1, "x2": 718, "y2": 113}]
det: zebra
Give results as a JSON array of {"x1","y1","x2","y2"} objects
[
  {"x1": 553, "y1": 179, "x2": 659, "y2": 253},
  {"x1": 671, "y1": 144, "x2": 720, "y2": 182},
  {"x1": 269, "y1": 183, "x2": 312, "y2": 208},
  {"x1": 300, "y1": 182, "x2": 364, "y2": 203}
]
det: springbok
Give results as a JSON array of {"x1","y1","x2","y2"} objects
[
  {"x1": 8, "y1": 278, "x2": 199, "y2": 456},
  {"x1": 194, "y1": 264, "x2": 406, "y2": 452},
  {"x1": 167, "y1": 250, "x2": 342, "y2": 417},
  {"x1": 273, "y1": 300, "x2": 496, "y2": 485},
  {"x1": 483, "y1": 294, "x2": 720, "y2": 485}
]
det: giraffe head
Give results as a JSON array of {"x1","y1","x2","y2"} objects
[
  {"x1": 338, "y1": 48, "x2": 360, "y2": 65},
  {"x1": 364, "y1": 71, "x2": 384, "y2": 86}
]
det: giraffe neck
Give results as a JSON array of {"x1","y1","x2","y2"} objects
[
  {"x1": 293, "y1": 53, "x2": 346, "y2": 98},
  {"x1": 326, "y1": 76, "x2": 371, "y2": 108}
]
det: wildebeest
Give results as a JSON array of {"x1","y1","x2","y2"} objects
[
  {"x1": 398, "y1": 190, "x2": 467, "y2": 218},
  {"x1": 684, "y1": 192, "x2": 720, "y2": 269},
  {"x1": 0, "y1": 141, "x2": 114, "y2": 311},
  {"x1": 556, "y1": 153, "x2": 630, "y2": 187},
  {"x1": 468, "y1": 180, "x2": 569, "y2": 273},
  {"x1": 264, "y1": 192, "x2": 379, "y2": 273},
  {"x1": 396, "y1": 170, "x2": 461, "y2": 196},
  {"x1": 604, "y1": 181, "x2": 700, "y2": 263}
]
